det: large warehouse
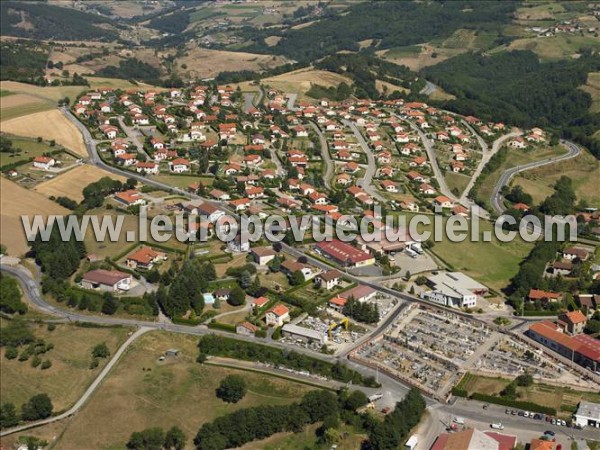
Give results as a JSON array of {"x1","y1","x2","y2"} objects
[{"x1": 421, "y1": 271, "x2": 488, "y2": 309}]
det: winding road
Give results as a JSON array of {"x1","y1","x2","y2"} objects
[
  {"x1": 490, "y1": 139, "x2": 581, "y2": 215},
  {"x1": 2, "y1": 107, "x2": 592, "y2": 442}
]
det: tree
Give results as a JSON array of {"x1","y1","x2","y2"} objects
[
  {"x1": 127, "y1": 427, "x2": 166, "y2": 450},
  {"x1": 164, "y1": 426, "x2": 186, "y2": 450},
  {"x1": 0, "y1": 402, "x2": 18, "y2": 428},
  {"x1": 290, "y1": 270, "x2": 305, "y2": 286},
  {"x1": 92, "y1": 342, "x2": 110, "y2": 359},
  {"x1": 515, "y1": 373, "x2": 533, "y2": 387},
  {"x1": 216, "y1": 375, "x2": 247, "y2": 403},
  {"x1": 228, "y1": 286, "x2": 246, "y2": 306},
  {"x1": 239, "y1": 270, "x2": 252, "y2": 289},
  {"x1": 101, "y1": 292, "x2": 118, "y2": 315},
  {"x1": 21, "y1": 394, "x2": 53, "y2": 421}
]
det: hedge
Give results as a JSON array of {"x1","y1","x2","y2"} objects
[
  {"x1": 470, "y1": 393, "x2": 556, "y2": 415},
  {"x1": 208, "y1": 321, "x2": 237, "y2": 333},
  {"x1": 171, "y1": 316, "x2": 202, "y2": 326},
  {"x1": 451, "y1": 387, "x2": 468, "y2": 398}
]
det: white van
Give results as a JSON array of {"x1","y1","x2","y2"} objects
[{"x1": 490, "y1": 422, "x2": 504, "y2": 430}]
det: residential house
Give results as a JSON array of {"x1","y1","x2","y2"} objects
[
  {"x1": 250, "y1": 246, "x2": 277, "y2": 266},
  {"x1": 265, "y1": 304, "x2": 290, "y2": 327},
  {"x1": 236, "y1": 321, "x2": 258, "y2": 337},
  {"x1": 126, "y1": 246, "x2": 167, "y2": 270},
  {"x1": 33, "y1": 156, "x2": 55, "y2": 170},
  {"x1": 81, "y1": 269, "x2": 131, "y2": 292},
  {"x1": 314, "y1": 270, "x2": 342, "y2": 290}
]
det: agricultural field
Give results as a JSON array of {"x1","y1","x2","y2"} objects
[
  {"x1": 0, "y1": 93, "x2": 54, "y2": 121},
  {"x1": 263, "y1": 69, "x2": 353, "y2": 98},
  {"x1": 0, "y1": 177, "x2": 69, "y2": 256},
  {"x1": 377, "y1": 44, "x2": 467, "y2": 71},
  {"x1": 513, "y1": 149, "x2": 600, "y2": 207},
  {"x1": 0, "y1": 80, "x2": 87, "y2": 104},
  {"x1": 456, "y1": 372, "x2": 600, "y2": 417},
  {"x1": 34, "y1": 164, "x2": 125, "y2": 202},
  {"x1": 13, "y1": 331, "x2": 318, "y2": 450},
  {"x1": 507, "y1": 34, "x2": 600, "y2": 61},
  {"x1": 0, "y1": 319, "x2": 131, "y2": 412},
  {"x1": 1, "y1": 109, "x2": 87, "y2": 157},
  {"x1": 175, "y1": 46, "x2": 289, "y2": 80}
]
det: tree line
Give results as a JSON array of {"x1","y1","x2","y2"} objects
[{"x1": 197, "y1": 335, "x2": 380, "y2": 387}]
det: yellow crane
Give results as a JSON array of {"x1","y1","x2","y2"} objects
[{"x1": 328, "y1": 317, "x2": 349, "y2": 337}]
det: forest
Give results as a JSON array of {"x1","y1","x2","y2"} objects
[
  {"x1": 0, "y1": 40, "x2": 48, "y2": 83},
  {"x1": 96, "y1": 58, "x2": 163, "y2": 85},
  {"x1": 0, "y1": 1, "x2": 119, "y2": 41},
  {"x1": 423, "y1": 50, "x2": 600, "y2": 157},
  {"x1": 243, "y1": 1, "x2": 516, "y2": 62}
]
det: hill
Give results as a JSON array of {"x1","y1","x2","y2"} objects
[{"x1": 1, "y1": 1, "x2": 120, "y2": 41}]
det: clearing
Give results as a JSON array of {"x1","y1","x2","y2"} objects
[
  {"x1": 0, "y1": 177, "x2": 69, "y2": 256},
  {"x1": 34, "y1": 164, "x2": 125, "y2": 202},
  {"x1": 0, "y1": 319, "x2": 131, "y2": 412},
  {"x1": 513, "y1": 149, "x2": 600, "y2": 207},
  {"x1": 579, "y1": 72, "x2": 600, "y2": 113},
  {"x1": 1, "y1": 109, "x2": 87, "y2": 157},
  {"x1": 508, "y1": 35, "x2": 600, "y2": 61},
  {"x1": 21, "y1": 331, "x2": 318, "y2": 449}
]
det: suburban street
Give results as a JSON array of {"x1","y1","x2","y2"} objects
[
  {"x1": 342, "y1": 119, "x2": 386, "y2": 202},
  {"x1": 490, "y1": 139, "x2": 581, "y2": 215},
  {"x1": 1, "y1": 108, "x2": 580, "y2": 445},
  {"x1": 307, "y1": 121, "x2": 333, "y2": 190}
]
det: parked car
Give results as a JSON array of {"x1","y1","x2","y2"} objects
[{"x1": 545, "y1": 430, "x2": 555, "y2": 436}]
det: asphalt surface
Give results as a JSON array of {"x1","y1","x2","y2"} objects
[
  {"x1": 342, "y1": 119, "x2": 386, "y2": 202},
  {"x1": 4, "y1": 108, "x2": 586, "y2": 442},
  {"x1": 307, "y1": 121, "x2": 333, "y2": 190},
  {"x1": 490, "y1": 139, "x2": 581, "y2": 215}
]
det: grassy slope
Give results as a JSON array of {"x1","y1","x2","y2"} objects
[
  {"x1": 34, "y1": 331, "x2": 317, "y2": 449},
  {"x1": 0, "y1": 320, "x2": 131, "y2": 411}
]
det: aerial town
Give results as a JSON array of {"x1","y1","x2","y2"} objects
[{"x1": 1, "y1": 1, "x2": 599, "y2": 449}]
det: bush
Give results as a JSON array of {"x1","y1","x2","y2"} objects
[
  {"x1": 41, "y1": 360, "x2": 52, "y2": 370},
  {"x1": 4, "y1": 347, "x2": 18, "y2": 360},
  {"x1": 92, "y1": 342, "x2": 110, "y2": 359},
  {"x1": 216, "y1": 375, "x2": 247, "y2": 404}
]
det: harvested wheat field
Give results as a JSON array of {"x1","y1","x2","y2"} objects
[
  {"x1": 0, "y1": 178, "x2": 69, "y2": 256},
  {"x1": 0, "y1": 109, "x2": 87, "y2": 157},
  {"x1": 263, "y1": 69, "x2": 352, "y2": 98},
  {"x1": 35, "y1": 164, "x2": 125, "y2": 202},
  {"x1": 0, "y1": 93, "x2": 54, "y2": 121},
  {"x1": 0, "y1": 80, "x2": 87, "y2": 103},
  {"x1": 176, "y1": 46, "x2": 288, "y2": 79}
]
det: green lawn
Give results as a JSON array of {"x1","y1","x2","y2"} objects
[
  {"x1": 394, "y1": 212, "x2": 532, "y2": 293},
  {"x1": 457, "y1": 372, "x2": 600, "y2": 417},
  {"x1": 151, "y1": 174, "x2": 214, "y2": 189},
  {"x1": 445, "y1": 171, "x2": 471, "y2": 197},
  {"x1": 0, "y1": 136, "x2": 58, "y2": 167},
  {"x1": 0, "y1": 89, "x2": 14, "y2": 97}
]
